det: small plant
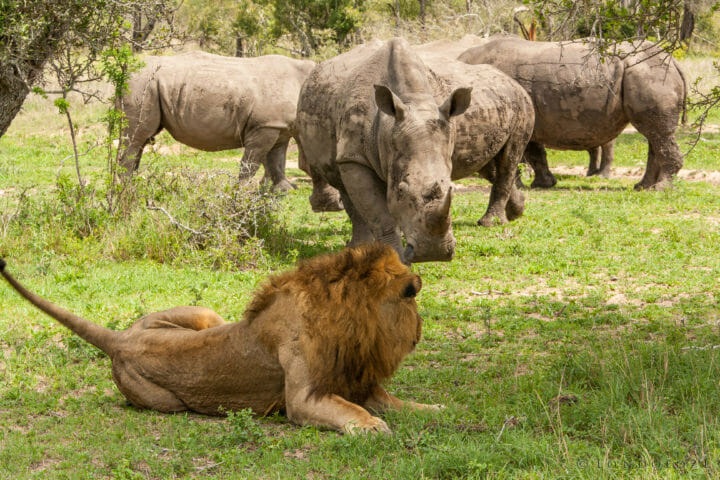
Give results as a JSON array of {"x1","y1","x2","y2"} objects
[{"x1": 217, "y1": 408, "x2": 265, "y2": 447}]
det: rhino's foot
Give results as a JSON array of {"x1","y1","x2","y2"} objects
[
  {"x1": 530, "y1": 175, "x2": 557, "y2": 189},
  {"x1": 586, "y1": 167, "x2": 611, "y2": 178},
  {"x1": 272, "y1": 179, "x2": 297, "y2": 192},
  {"x1": 477, "y1": 213, "x2": 508, "y2": 227},
  {"x1": 310, "y1": 190, "x2": 344, "y2": 212},
  {"x1": 634, "y1": 178, "x2": 673, "y2": 191},
  {"x1": 506, "y1": 201, "x2": 525, "y2": 222}
]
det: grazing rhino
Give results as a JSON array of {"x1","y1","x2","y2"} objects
[
  {"x1": 296, "y1": 38, "x2": 474, "y2": 263},
  {"x1": 119, "y1": 51, "x2": 316, "y2": 190},
  {"x1": 458, "y1": 36, "x2": 687, "y2": 190},
  {"x1": 414, "y1": 50, "x2": 535, "y2": 227}
]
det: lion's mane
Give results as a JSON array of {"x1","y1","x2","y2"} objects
[{"x1": 243, "y1": 243, "x2": 422, "y2": 404}]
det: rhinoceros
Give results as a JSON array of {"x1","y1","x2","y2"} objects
[
  {"x1": 458, "y1": 36, "x2": 687, "y2": 190},
  {"x1": 414, "y1": 50, "x2": 534, "y2": 227},
  {"x1": 296, "y1": 38, "x2": 473, "y2": 263},
  {"x1": 118, "y1": 51, "x2": 316, "y2": 190}
]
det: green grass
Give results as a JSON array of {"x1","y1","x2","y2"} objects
[{"x1": 0, "y1": 91, "x2": 719, "y2": 478}]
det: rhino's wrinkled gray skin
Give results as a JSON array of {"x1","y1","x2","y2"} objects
[
  {"x1": 459, "y1": 36, "x2": 686, "y2": 190},
  {"x1": 119, "y1": 52, "x2": 315, "y2": 190},
  {"x1": 416, "y1": 50, "x2": 535, "y2": 226},
  {"x1": 296, "y1": 38, "x2": 473, "y2": 263},
  {"x1": 412, "y1": 34, "x2": 486, "y2": 60}
]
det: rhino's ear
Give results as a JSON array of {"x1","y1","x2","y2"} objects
[
  {"x1": 440, "y1": 87, "x2": 472, "y2": 119},
  {"x1": 374, "y1": 84, "x2": 406, "y2": 122}
]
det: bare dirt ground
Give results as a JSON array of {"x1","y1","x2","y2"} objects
[{"x1": 551, "y1": 165, "x2": 720, "y2": 185}]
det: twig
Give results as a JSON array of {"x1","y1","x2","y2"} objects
[{"x1": 147, "y1": 201, "x2": 204, "y2": 236}]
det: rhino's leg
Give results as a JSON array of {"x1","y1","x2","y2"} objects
[
  {"x1": 118, "y1": 91, "x2": 162, "y2": 177},
  {"x1": 239, "y1": 150, "x2": 262, "y2": 181},
  {"x1": 634, "y1": 143, "x2": 659, "y2": 190},
  {"x1": 309, "y1": 176, "x2": 344, "y2": 212},
  {"x1": 479, "y1": 162, "x2": 524, "y2": 222},
  {"x1": 340, "y1": 191, "x2": 375, "y2": 246},
  {"x1": 598, "y1": 140, "x2": 614, "y2": 178},
  {"x1": 633, "y1": 132, "x2": 682, "y2": 190},
  {"x1": 338, "y1": 163, "x2": 403, "y2": 255},
  {"x1": 262, "y1": 139, "x2": 296, "y2": 191},
  {"x1": 524, "y1": 142, "x2": 557, "y2": 189},
  {"x1": 586, "y1": 146, "x2": 601, "y2": 176},
  {"x1": 118, "y1": 127, "x2": 160, "y2": 179},
  {"x1": 294, "y1": 142, "x2": 343, "y2": 212},
  {"x1": 240, "y1": 128, "x2": 283, "y2": 185},
  {"x1": 478, "y1": 139, "x2": 525, "y2": 227},
  {"x1": 506, "y1": 183, "x2": 525, "y2": 222}
]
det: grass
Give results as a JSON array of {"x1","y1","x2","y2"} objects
[{"x1": 0, "y1": 81, "x2": 719, "y2": 479}]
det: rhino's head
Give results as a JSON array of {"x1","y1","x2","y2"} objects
[{"x1": 374, "y1": 84, "x2": 472, "y2": 263}]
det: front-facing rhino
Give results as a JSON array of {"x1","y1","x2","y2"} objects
[{"x1": 296, "y1": 38, "x2": 471, "y2": 263}]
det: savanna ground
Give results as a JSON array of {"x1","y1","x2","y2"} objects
[{"x1": 0, "y1": 55, "x2": 719, "y2": 479}]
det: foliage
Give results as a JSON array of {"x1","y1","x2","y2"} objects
[
  {"x1": 217, "y1": 408, "x2": 266, "y2": 446},
  {"x1": 0, "y1": 0, "x2": 178, "y2": 138},
  {"x1": 525, "y1": 0, "x2": 688, "y2": 45},
  {"x1": 1, "y1": 114, "x2": 720, "y2": 476},
  {"x1": 268, "y1": 0, "x2": 366, "y2": 55}
]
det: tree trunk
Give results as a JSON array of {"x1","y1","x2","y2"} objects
[
  {"x1": 0, "y1": 11, "x2": 68, "y2": 138},
  {"x1": 132, "y1": 6, "x2": 158, "y2": 52},
  {"x1": 236, "y1": 36, "x2": 245, "y2": 57},
  {"x1": 680, "y1": 5, "x2": 695, "y2": 42},
  {"x1": 0, "y1": 64, "x2": 30, "y2": 138},
  {"x1": 388, "y1": 0, "x2": 401, "y2": 27}
]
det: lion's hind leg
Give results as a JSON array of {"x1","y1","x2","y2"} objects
[
  {"x1": 138, "y1": 306, "x2": 227, "y2": 331},
  {"x1": 112, "y1": 360, "x2": 188, "y2": 413}
]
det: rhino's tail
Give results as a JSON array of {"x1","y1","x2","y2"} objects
[
  {"x1": 678, "y1": 63, "x2": 688, "y2": 125},
  {"x1": 0, "y1": 259, "x2": 119, "y2": 356}
]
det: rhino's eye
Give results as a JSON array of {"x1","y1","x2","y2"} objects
[{"x1": 402, "y1": 282, "x2": 417, "y2": 298}]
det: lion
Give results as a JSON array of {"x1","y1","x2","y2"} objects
[{"x1": 0, "y1": 243, "x2": 439, "y2": 434}]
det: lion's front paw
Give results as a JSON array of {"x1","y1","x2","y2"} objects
[
  {"x1": 408, "y1": 401, "x2": 445, "y2": 412},
  {"x1": 343, "y1": 416, "x2": 392, "y2": 435}
]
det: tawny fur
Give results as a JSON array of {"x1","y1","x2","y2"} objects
[{"x1": 0, "y1": 244, "x2": 437, "y2": 434}]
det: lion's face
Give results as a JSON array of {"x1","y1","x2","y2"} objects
[
  {"x1": 376, "y1": 255, "x2": 423, "y2": 352},
  {"x1": 287, "y1": 243, "x2": 425, "y2": 403}
]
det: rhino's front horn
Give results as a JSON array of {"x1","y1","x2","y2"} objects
[
  {"x1": 427, "y1": 188, "x2": 452, "y2": 235},
  {"x1": 440, "y1": 187, "x2": 452, "y2": 217}
]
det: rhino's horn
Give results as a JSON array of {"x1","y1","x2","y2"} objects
[{"x1": 426, "y1": 188, "x2": 453, "y2": 234}]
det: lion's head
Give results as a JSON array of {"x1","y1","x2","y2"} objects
[{"x1": 245, "y1": 242, "x2": 422, "y2": 405}]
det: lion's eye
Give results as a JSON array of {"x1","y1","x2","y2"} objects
[{"x1": 401, "y1": 282, "x2": 417, "y2": 298}]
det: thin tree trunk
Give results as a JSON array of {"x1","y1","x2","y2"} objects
[
  {"x1": 0, "y1": 14, "x2": 68, "y2": 138},
  {"x1": 0, "y1": 64, "x2": 30, "y2": 138},
  {"x1": 236, "y1": 36, "x2": 245, "y2": 57}
]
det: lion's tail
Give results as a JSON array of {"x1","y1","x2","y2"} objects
[{"x1": 0, "y1": 259, "x2": 119, "y2": 356}]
